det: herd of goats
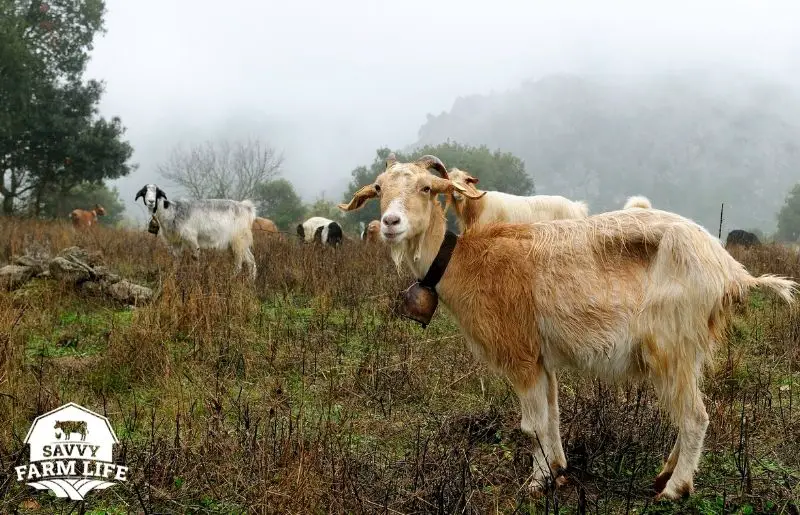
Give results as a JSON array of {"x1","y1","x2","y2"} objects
[{"x1": 63, "y1": 153, "x2": 794, "y2": 502}]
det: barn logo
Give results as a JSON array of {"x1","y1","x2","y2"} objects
[{"x1": 15, "y1": 402, "x2": 128, "y2": 501}]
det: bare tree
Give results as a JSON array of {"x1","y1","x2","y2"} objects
[{"x1": 157, "y1": 138, "x2": 284, "y2": 200}]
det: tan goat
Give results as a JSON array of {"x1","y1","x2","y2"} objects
[
  {"x1": 443, "y1": 166, "x2": 589, "y2": 232},
  {"x1": 339, "y1": 155, "x2": 798, "y2": 501},
  {"x1": 69, "y1": 204, "x2": 106, "y2": 229},
  {"x1": 360, "y1": 220, "x2": 381, "y2": 243}
]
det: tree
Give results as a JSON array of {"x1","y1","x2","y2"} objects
[
  {"x1": 341, "y1": 142, "x2": 532, "y2": 228},
  {"x1": 1, "y1": 0, "x2": 135, "y2": 215},
  {"x1": 158, "y1": 139, "x2": 283, "y2": 200},
  {"x1": 776, "y1": 183, "x2": 800, "y2": 242},
  {"x1": 253, "y1": 178, "x2": 306, "y2": 231},
  {"x1": 40, "y1": 180, "x2": 125, "y2": 226}
]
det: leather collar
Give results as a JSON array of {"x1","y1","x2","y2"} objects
[{"x1": 419, "y1": 230, "x2": 458, "y2": 290}]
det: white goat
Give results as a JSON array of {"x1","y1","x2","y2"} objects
[
  {"x1": 623, "y1": 195, "x2": 653, "y2": 209},
  {"x1": 339, "y1": 155, "x2": 798, "y2": 502},
  {"x1": 135, "y1": 184, "x2": 257, "y2": 280},
  {"x1": 445, "y1": 167, "x2": 589, "y2": 232}
]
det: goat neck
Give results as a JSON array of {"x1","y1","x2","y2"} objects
[{"x1": 399, "y1": 201, "x2": 448, "y2": 281}]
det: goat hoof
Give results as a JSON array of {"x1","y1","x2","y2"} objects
[
  {"x1": 525, "y1": 478, "x2": 548, "y2": 498},
  {"x1": 654, "y1": 480, "x2": 692, "y2": 502},
  {"x1": 653, "y1": 471, "x2": 672, "y2": 494}
]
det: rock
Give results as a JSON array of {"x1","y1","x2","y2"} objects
[
  {"x1": 12, "y1": 255, "x2": 46, "y2": 273},
  {"x1": 106, "y1": 279, "x2": 154, "y2": 305},
  {"x1": 48, "y1": 257, "x2": 93, "y2": 284},
  {"x1": 0, "y1": 265, "x2": 35, "y2": 290}
]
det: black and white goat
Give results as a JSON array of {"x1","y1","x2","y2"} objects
[
  {"x1": 135, "y1": 184, "x2": 257, "y2": 280},
  {"x1": 296, "y1": 216, "x2": 343, "y2": 247}
]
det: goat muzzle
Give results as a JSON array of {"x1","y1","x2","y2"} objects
[{"x1": 394, "y1": 281, "x2": 438, "y2": 329}]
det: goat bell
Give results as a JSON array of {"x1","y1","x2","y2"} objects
[
  {"x1": 148, "y1": 216, "x2": 160, "y2": 235},
  {"x1": 394, "y1": 281, "x2": 438, "y2": 329}
]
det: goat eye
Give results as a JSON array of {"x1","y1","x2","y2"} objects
[
  {"x1": 422, "y1": 186, "x2": 431, "y2": 193},
  {"x1": 374, "y1": 184, "x2": 381, "y2": 193}
]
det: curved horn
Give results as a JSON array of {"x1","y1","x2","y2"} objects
[
  {"x1": 134, "y1": 186, "x2": 147, "y2": 202},
  {"x1": 414, "y1": 155, "x2": 448, "y2": 179},
  {"x1": 385, "y1": 152, "x2": 397, "y2": 170}
]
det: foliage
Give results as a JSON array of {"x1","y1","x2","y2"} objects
[
  {"x1": 341, "y1": 142, "x2": 531, "y2": 228},
  {"x1": 0, "y1": 0, "x2": 134, "y2": 215},
  {"x1": 414, "y1": 73, "x2": 800, "y2": 234},
  {"x1": 157, "y1": 138, "x2": 283, "y2": 201},
  {"x1": 39, "y1": 180, "x2": 125, "y2": 225},
  {"x1": 305, "y1": 197, "x2": 349, "y2": 230},
  {"x1": 775, "y1": 183, "x2": 800, "y2": 242},
  {"x1": 253, "y1": 178, "x2": 306, "y2": 231}
]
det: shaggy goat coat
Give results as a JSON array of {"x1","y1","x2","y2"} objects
[
  {"x1": 339, "y1": 156, "x2": 798, "y2": 501},
  {"x1": 446, "y1": 169, "x2": 589, "y2": 232}
]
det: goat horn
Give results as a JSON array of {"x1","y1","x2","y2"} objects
[
  {"x1": 385, "y1": 152, "x2": 397, "y2": 170},
  {"x1": 414, "y1": 155, "x2": 448, "y2": 179}
]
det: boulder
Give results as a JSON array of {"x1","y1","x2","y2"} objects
[
  {"x1": 0, "y1": 265, "x2": 35, "y2": 290},
  {"x1": 106, "y1": 279, "x2": 154, "y2": 305}
]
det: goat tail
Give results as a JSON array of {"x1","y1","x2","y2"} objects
[
  {"x1": 575, "y1": 200, "x2": 590, "y2": 217},
  {"x1": 748, "y1": 274, "x2": 799, "y2": 304}
]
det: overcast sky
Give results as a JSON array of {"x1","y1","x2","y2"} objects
[{"x1": 84, "y1": 0, "x2": 800, "y2": 220}]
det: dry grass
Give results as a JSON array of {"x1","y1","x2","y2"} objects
[{"x1": 0, "y1": 217, "x2": 798, "y2": 514}]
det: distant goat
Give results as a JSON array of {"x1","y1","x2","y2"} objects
[
  {"x1": 340, "y1": 154, "x2": 798, "y2": 501},
  {"x1": 297, "y1": 216, "x2": 343, "y2": 247},
  {"x1": 623, "y1": 195, "x2": 652, "y2": 209},
  {"x1": 443, "y1": 165, "x2": 589, "y2": 232},
  {"x1": 135, "y1": 184, "x2": 257, "y2": 280},
  {"x1": 253, "y1": 217, "x2": 279, "y2": 234},
  {"x1": 360, "y1": 220, "x2": 381, "y2": 243},
  {"x1": 69, "y1": 204, "x2": 106, "y2": 229},
  {"x1": 726, "y1": 229, "x2": 761, "y2": 248}
]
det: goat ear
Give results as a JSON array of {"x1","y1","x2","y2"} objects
[
  {"x1": 338, "y1": 184, "x2": 378, "y2": 212},
  {"x1": 431, "y1": 177, "x2": 485, "y2": 199},
  {"x1": 135, "y1": 186, "x2": 147, "y2": 202},
  {"x1": 156, "y1": 187, "x2": 167, "y2": 200},
  {"x1": 450, "y1": 175, "x2": 484, "y2": 199},
  {"x1": 452, "y1": 180, "x2": 486, "y2": 199}
]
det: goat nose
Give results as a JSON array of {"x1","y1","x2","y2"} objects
[{"x1": 383, "y1": 214, "x2": 401, "y2": 227}]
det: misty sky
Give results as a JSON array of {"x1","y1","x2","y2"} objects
[{"x1": 84, "y1": 0, "x2": 800, "y2": 221}]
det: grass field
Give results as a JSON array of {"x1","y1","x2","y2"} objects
[{"x1": 0, "y1": 217, "x2": 799, "y2": 514}]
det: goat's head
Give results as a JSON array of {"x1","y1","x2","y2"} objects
[
  {"x1": 135, "y1": 184, "x2": 167, "y2": 211},
  {"x1": 93, "y1": 204, "x2": 107, "y2": 216},
  {"x1": 338, "y1": 155, "x2": 485, "y2": 246}
]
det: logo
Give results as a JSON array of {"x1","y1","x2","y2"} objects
[{"x1": 15, "y1": 402, "x2": 128, "y2": 501}]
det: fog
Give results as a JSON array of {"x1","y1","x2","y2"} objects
[{"x1": 84, "y1": 0, "x2": 800, "y2": 220}]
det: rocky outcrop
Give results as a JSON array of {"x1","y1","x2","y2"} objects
[{"x1": 0, "y1": 246, "x2": 156, "y2": 305}]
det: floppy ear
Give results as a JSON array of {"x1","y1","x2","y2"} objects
[
  {"x1": 450, "y1": 173, "x2": 484, "y2": 198},
  {"x1": 430, "y1": 177, "x2": 485, "y2": 199},
  {"x1": 135, "y1": 186, "x2": 147, "y2": 202},
  {"x1": 338, "y1": 184, "x2": 378, "y2": 212},
  {"x1": 156, "y1": 187, "x2": 167, "y2": 200}
]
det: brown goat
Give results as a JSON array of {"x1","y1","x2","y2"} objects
[
  {"x1": 252, "y1": 217, "x2": 279, "y2": 234},
  {"x1": 360, "y1": 220, "x2": 381, "y2": 243},
  {"x1": 339, "y1": 155, "x2": 798, "y2": 501},
  {"x1": 69, "y1": 204, "x2": 106, "y2": 229}
]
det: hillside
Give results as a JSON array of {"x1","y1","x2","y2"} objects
[{"x1": 413, "y1": 71, "x2": 800, "y2": 235}]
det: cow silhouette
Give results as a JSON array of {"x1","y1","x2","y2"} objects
[{"x1": 54, "y1": 420, "x2": 88, "y2": 441}]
